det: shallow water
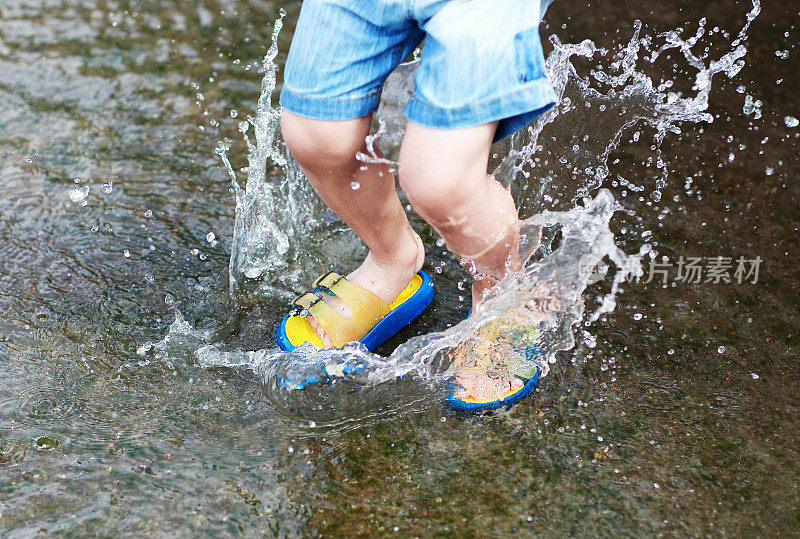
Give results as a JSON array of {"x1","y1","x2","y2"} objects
[{"x1": 1, "y1": 0, "x2": 799, "y2": 535}]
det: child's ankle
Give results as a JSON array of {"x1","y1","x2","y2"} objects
[{"x1": 373, "y1": 234, "x2": 424, "y2": 275}]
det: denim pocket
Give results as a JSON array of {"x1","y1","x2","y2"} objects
[{"x1": 514, "y1": 26, "x2": 545, "y2": 83}]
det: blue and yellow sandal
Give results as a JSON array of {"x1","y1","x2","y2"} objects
[
  {"x1": 276, "y1": 270, "x2": 434, "y2": 353},
  {"x1": 446, "y1": 320, "x2": 547, "y2": 412}
]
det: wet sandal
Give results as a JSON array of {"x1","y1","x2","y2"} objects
[
  {"x1": 276, "y1": 269, "x2": 434, "y2": 353},
  {"x1": 446, "y1": 361, "x2": 541, "y2": 412},
  {"x1": 446, "y1": 321, "x2": 547, "y2": 412}
]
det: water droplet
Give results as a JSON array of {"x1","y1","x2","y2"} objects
[
  {"x1": 717, "y1": 345, "x2": 726, "y2": 353},
  {"x1": 632, "y1": 313, "x2": 643, "y2": 321},
  {"x1": 742, "y1": 95, "x2": 762, "y2": 119},
  {"x1": 123, "y1": 250, "x2": 131, "y2": 258},
  {"x1": 144, "y1": 209, "x2": 153, "y2": 218},
  {"x1": 230, "y1": 109, "x2": 238, "y2": 118},
  {"x1": 667, "y1": 349, "x2": 675, "y2": 355},
  {"x1": 67, "y1": 186, "x2": 89, "y2": 205},
  {"x1": 751, "y1": 373, "x2": 759, "y2": 380},
  {"x1": 784, "y1": 116, "x2": 799, "y2": 128},
  {"x1": 102, "y1": 181, "x2": 113, "y2": 193},
  {"x1": 206, "y1": 232, "x2": 216, "y2": 243},
  {"x1": 350, "y1": 181, "x2": 360, "y2": 190},
  {"x1": 244, "y1": 267, "x2": 262, "y2": 279},
  {"x1": 653, "y1": 483, "x2": 660, "y2": 489}
]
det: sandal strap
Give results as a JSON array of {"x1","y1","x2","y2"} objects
[
  {"x1": 292, "y1": 271, "x2": 393, "y2": 347},
  {"x1": 313, "y1": 270, "x2": 345, "y2": 293}
]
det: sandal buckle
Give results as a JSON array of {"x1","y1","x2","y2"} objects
[
  {"x1": 289, "y1": 292, "x2": 321, "y2": 317},
  {"x1": 313, "y1": 270, "x2": 344, "y2": 294}
]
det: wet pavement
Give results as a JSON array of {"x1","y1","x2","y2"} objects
[{"x1": 0, "y1": 0, "x2": 798, "y2": 535}]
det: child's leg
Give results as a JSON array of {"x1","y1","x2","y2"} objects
[
  {"x1": 398, "y1": 120, "x2": 527, "y2": 393},
  {"x1": 281, "y1": 111, "x2": 424, "y2": 341},
  {"x1": 398, "y1": 121, "x2": 520, "y2": 312}
]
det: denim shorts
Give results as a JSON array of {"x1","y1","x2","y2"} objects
[{"x1": 279, "y1": 0, "x2": 557, "y2": 142}]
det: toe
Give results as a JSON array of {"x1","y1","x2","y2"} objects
[{"x1": 308, "y1": 317, "x2": 334, "y2": 347}]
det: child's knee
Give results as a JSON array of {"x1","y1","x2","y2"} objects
[
  {"x1": 280, "y1": 111, "x2": 368, "y2": 173},
  {"x1": 398, "y1": 165, "x2": 466, "y2": 224}
]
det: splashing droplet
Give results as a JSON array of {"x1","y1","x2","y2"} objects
[
  {"x1": 67, "y1": 186, "x2": 89, "y2": 205},
  {"x1": 244, "y1": 267, "x2": 262, "y2": 279},
  {"x1": 784, "y1": 116, "x2": 799, "y2": 128}
]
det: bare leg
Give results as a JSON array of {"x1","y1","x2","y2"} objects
[
  {"x1": 398, "y1": 121, "x2": 530, "y2": 396},
  {"x1": 281, "y1": 111, "x2": 424, "y2": 344},
  {"x1": 398, "y1": 121, "x2": 521, "y2": 312}
]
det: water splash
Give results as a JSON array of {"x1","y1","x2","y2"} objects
[
  {"x1": 497, "y1": 0, "x2": 760, "y2": 208},
  {"x1": 215, "y1": 9, "x2": 331, "y2": 296},
  {"x1": 192, "y1": 188, "x2": 639, "y2": 426},
  {"x1": 178, "y1": 1, "x2": 761, "y2": 425}
]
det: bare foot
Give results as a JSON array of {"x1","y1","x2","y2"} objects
[{"x1": 309, "y1": 228, "x2": 425, "y2": 345}]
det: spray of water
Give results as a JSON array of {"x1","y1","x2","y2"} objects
[
  {"x1": 164, "y1": 1, "x2": 761, "y2": 426},
  {"x1": 216, "y1": 9, "x2": 331, "y2": 297}
]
